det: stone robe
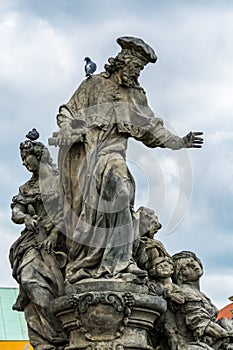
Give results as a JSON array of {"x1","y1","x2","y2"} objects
[
  {"x1": 57, "y1": 73, "x2": 185, "y2": 281},
  {"x1": 9, "y1": 178, "x2": 67, "y2": 349}
]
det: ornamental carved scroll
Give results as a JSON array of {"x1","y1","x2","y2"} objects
[{"x1": 70, "y1": 292, "x2": 134, "y2": 341}]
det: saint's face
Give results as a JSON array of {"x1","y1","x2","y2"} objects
[
  {"x1": 121, "y1": 58, "x2": 145, "y2": 86},
  {"x1": 179, "y1": 257, "x2": 203, "y2": 282},
  {"x1": 22, "y1": 154, "x2": 40, "y2": 173}
]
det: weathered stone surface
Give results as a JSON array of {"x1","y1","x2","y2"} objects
[
  {"x1": 9, "y1": 139, "x2": 67, "y2": 349},
  {"x1": 52, "y1": 36, "x2": 203, "y2": 285},
  {"x1": 52, "y1": 280, "x2": 166, "y2": 350},
  {"x1": 14, "y1": 37, "x2": 233, "y2": 350}
]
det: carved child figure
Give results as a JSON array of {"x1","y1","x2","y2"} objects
[
  {"x1": 134, "y1": 206, "x2": 168, "y2": 271},
  {"x1": 148, "y1": 256, "x2": 185, "y2": 306},
  {"x1": 169, "y1": 251, "x2": 233, "y2": 350}
]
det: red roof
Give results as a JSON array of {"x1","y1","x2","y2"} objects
[{"x1": 217, "y1": 303, "x2": 233, "y2": 320}]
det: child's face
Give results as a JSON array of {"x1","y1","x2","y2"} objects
[
  {"x1": 150, "y1": 260, "x2": 174, "y2": 279},
  {"x1": 178, "y1": 257, "x2": 203, "y2": 283},
  {"x1": 139, "y1": 208, "x2": 162, "y2": 238}
]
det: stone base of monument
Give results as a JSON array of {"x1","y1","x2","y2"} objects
[{"x1": 52, "y1": 278, "x2": 166, "y2": 350}]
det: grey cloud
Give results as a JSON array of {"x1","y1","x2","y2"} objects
[{"x1": 1, "y1": 0, "x2": 233, "y2": 308}]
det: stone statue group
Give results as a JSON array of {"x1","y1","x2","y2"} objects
[{"x1": 9, "y1": 37, "x2": 233, "y2": 350}]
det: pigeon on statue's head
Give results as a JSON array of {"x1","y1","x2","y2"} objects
[
  {"x1": 84, "y1": 57, "x2": 97, "y2": 78},
  {"x1": 26, "y1": 128, "x2": 40, "y2": 141}
]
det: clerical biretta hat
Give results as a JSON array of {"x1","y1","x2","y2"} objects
[{"x1": 117, "y1": 36, "x2": 158, "y2": 64}]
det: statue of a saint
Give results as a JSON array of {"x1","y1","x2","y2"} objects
[{"x1": 50, "y1": 36, "x2": 203, "y2": 283}]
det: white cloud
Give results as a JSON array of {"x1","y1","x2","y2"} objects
[
  {"x1": 202, "y1": 272, "x2": 233, "y2": 310},
  {"x1": 208, "y1": 131, "x2": 233, "y2": 144},
  {"x1": 0, "y1": 12, "x2": 75, "y2": 91}
]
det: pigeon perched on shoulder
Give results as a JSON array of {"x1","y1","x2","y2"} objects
[
  {"x1": 26, "y1": 128, "x2": 40, "y2": 141},
  {"x1": 84, "y1": 57, "x2": 97, "y2": 78}
]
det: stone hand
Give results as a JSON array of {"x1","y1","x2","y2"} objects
[
  {"x1": 41, "y1": 234, "x2": 58, "y2": 253},
  {"x1": 182, "y1": 131, "x2": 204, "y2": 148},
  {"x1": 205, "y1": 322, "x2": 228, "y2": 338},
  {"x1": 170, "y1": 292, "x2": 185, "y2": 304},
  {"x1": 24, "y1": 215, "x2": 38, "y2": 232}
]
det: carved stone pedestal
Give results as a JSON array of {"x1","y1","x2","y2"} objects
[{"x1": 52, "y1": 279, "x2": 166, "y2": 350}]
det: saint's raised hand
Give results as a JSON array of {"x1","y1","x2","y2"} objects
[{"x1": 182, "y1": 131, "x2": 204, "y2": 148}]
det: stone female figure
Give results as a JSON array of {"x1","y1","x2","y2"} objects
[{"x1": 9, "y1": 139, "x2": 67, "y2": 350}]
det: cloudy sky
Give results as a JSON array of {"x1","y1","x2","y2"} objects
[{"x1": 1, "y1": 0, "x2": 233, "y2": 309}]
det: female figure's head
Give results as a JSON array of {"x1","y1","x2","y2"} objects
[{"x1": 20, "y1": 140, "x2": 54, "y2": 174}]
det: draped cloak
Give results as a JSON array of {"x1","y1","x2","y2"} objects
[
  {"x1": 9, "y1": 177, "x2": 66, "y2": 348},
  {"x1": 57, "y1": 73, "x2": 185, "y2": 280}
]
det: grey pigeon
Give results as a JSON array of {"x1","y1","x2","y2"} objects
[
  {"x1": 84, "y1": 57, "x2": 97, "y2": 77},
  {"x1": 26, "y1": 128, "x2": 40, "y2": 141}
]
